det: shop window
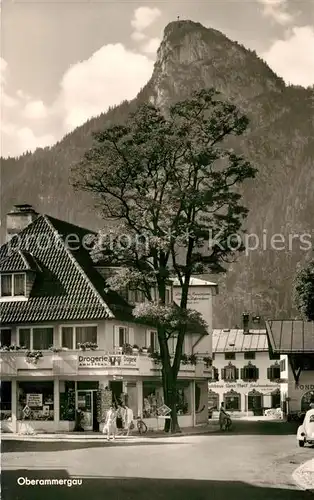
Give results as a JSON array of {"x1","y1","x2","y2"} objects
[
  {"x1": 0, "y1": 273, "x2": 26, "y2": 297},
  {"x1": 301, "y1": 390, "x2": 314, "y2": 412},
  {"x1": 0, "y1": 329, "x2": 11, "y2": 348},
  {"x1": 18, "y1": 381, "x2": 54, "y2": 420},
  {"x1": 224, "y1": 390, "x2": 241, "y2": 411},
  {"x1": 271, "y1": 389, "x2": 281, "y2": 408},
  {"x1": 208, "y1": 390, "x2": 219, "y2": 411},
  {"x1": 59, "y1": 381, "x2": 75, "y2": 421},
  {"x1": 267, "y1": 363, "x2": 281, "y2": 381},
  {"x1": 244, "y1": 351, "x2": 256, "y2": 360},
  {"x1": 142, "y1": 381, "x2": 190, "y2": 418},
  {"x1": 247, "y1": 389, "x2": 263, "y2": 413},
  {"x1": 221, "y1": 362, "x2": 238, "y2": 381},
  {"x1": 241, "y1": 362, "x2": 259, "y2": 382},
  {"x1": 60, "y1": 325, "x2": 97, "y2": 349},
  {"x1": 0, "y1": 381, "x2": 12, "y2": 420},
  {"x1": 225, "y1": 352, "x2": 236, "y2": 360}
]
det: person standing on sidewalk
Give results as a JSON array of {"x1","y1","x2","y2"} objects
[
  {"x1": 103, "y1": 406, "x2": 117, "y2": 441},
  {"x1": 123, "y1": 404, "x2": 134, "y2": 436}
]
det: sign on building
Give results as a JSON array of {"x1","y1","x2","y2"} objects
[
  {"x1": 157, "y1": 404, "x2": 171, "y2": 416},
  {"x1": 78, "y1": 354, "x2": 138, "y2": 368},
  {"x1": 26, "y1": 394, "x2": 43, "y2": 407}
]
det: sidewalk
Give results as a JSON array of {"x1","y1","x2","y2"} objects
[
  {"x1": 293, "y1": 459, "x2": 314, "y2": 494},
  {"x1": 0, "y1": 423, "x2": 219, "y2": 442}
]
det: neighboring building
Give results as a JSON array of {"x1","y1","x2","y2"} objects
[
  {"x1": 0, "y1": 205, "x2": 213, "y2": 433},
  {"x1": 173, "y1": 277, "x2": 218, "y2": 356},
  {"x1": 266, "y1": 319, "x2": 314, "y2": 418},
  {"x1": 208, "y1": 324, "x2": 281, "y2": 417}
]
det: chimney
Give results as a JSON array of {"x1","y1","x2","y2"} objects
[
  {"x1": 6, "y1": 204, "x2": 39, "y2": 241},
  {"x1": 242, "y1": 312, "x2": 250, "y2": 334}
]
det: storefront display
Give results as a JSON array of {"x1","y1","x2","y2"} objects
[{"x1": 18, "y1": 381, "x2": 54, "y2": 420}]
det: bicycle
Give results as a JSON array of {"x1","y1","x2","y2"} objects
[
  {"x1": 136, "y1": 416, "x2": 148, "y2": 434},
  {"x1": 221, "y1": 414, "x2": 233, "y2": 431}
]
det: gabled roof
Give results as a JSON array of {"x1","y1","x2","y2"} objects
[
  {"x1": 266, "y1": 320, "x2": 314, "y2": 353},
  {"x1": 0, "y1": 250, "x2": 41, "y2": 272},
  {"x1": 0, "y1": 215, "x2": 134, "y2": 324},
  {"x1": 172, "y1": 277, "x2": 217, "y2": 287},
  {"x1": 213, "y1": 329, "x2": 268, "y2": 352}
]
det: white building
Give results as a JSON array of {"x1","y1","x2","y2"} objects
[
  {"x1": 266, "y1": 319, "x2": 314, "y2": 418},
  {"x1": 208, "y1": 328, "x2": 281, "y2": 417},
  {"x1": 0, "y1": 205, "x2": 215, "y2": 433}
]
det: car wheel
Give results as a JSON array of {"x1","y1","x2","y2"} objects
[{"x1": 298, "y1": 440, "x2": 305, "y2": 447}]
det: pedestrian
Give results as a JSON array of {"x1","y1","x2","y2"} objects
[
  {"x1": 103, "y1": 405, "x2": 117, "y2": 441},
  {"x1": 116, "y1": 404, "x2": 124, "y2": 434},
  {"x1": 123, "y1": 404, "x2": 134, "y2": 436},
  {"x1": 219, "y1": 402, "x2": 229, "y2": 430}
]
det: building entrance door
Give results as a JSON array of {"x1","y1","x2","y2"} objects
[{"x1": 77, "y1": 390, "x2": 93, "y2": 431}]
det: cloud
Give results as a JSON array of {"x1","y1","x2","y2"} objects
[
  {"x1": 131, "y1": 6, "x2": 161, "y2": 32},
  {"x1": 131, "y1": 31, "x2": 147, "y2": 42},
  {"x1": 23, "y1": 100, "x2": 48, "y2": 119},
  {"x1": 58, "y1": 43, "x2": 154, "y2": 131},
  {"x1": 1, "y1": 44, "x2": 155, "y2": 156},
  {"x1": 257, "y1": 0, "x2": 294, "y2": 25},
  {"x1": 262, "y1": 26, "x2": 314, "y2": 86},
  {"x1": 141, "y1": 37, "x2": 161, "y2": 54}
]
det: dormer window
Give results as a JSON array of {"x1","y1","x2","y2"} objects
[{"x1": 0, "y1": 273, "x2": 26, "y2": 297}]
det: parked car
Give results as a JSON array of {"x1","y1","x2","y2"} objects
[{"x1": 297, "y1": 409, "x2": 314, "y2": 447}]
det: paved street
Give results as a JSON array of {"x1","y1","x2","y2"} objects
[{"x1": 1, "y1": 422, "x2": 312, "y2": 500}]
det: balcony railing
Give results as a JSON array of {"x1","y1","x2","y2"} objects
[{"x1": 0, "y1": 350, "x2": 213, "y2": 379}]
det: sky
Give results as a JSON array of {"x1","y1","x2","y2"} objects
[{"x1": 1, "y1": 0, "x2": 314, "y2": 158}]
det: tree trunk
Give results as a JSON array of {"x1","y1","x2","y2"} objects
[{"x1": 161, "y1": 364, "x2": 181, "y2": 433}]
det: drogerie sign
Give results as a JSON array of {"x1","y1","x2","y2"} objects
[{"x1": 78, "y1": 354, "x2": 137, "y2": 368}]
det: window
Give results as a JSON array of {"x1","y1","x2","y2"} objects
[
  {"x1": 225, "y1": 352, "x2": 236, "y2": 360},
  {"x1": 221, "y1": 362, "x2": 238, "y2": 381},
  {"x1": 0, "y1": 273, "x2": 25, "y2": 297},
  {"x1": 0, "y1": 329, "x2": 11, "y2": 347},
  {"x1": 119, "y1": 327, "x2": 127, "y2": 347},
  {"x1": 19, "y1": 328, "x2": 31, "y2": 349},
  {"x1": 280, "y1": 358, "x2": 286, "y2": 372},
  {"x1": 241, "y1": 362, "x2": 259, "y2": 382},
  {"x1": 165, "y1": 287, "x2": 172, "y2": 304},
  {"x1": 148, "y1": 331, "x2": 157, "y2": 351},
  {"x1": 33, "y1": 328, "x2": 53, "y2": 350},
  {"x1": 267, "y1": 363, "x2": 281, "y2": 381},
  {"x1": 128, "y1": 289, "x2": 145, "y2": 304},
  {"x1": 143, "y1": 380, "x2": 190, "y2": 418},
  {"x1": 224, "y1": 390, "x2": 241, "y2": 411},
  {"x1": 18, "y1": 327, "x2": 53, "y2": 350},
  {"x1": 0, "y1": 381, "x2": 12, "y2": 420},
  {"x1": 244, "y1": 351, "x2": 256, "y2": 360},
  {"x1": 60, "y1": 326, "x2": 97, "y2": 349},
  {"x1": 247, "y1": 390, "x2": 263, "y2": 412},
  {"x1": 17, "y1": 381, "x2": 54, "y2": 420}
]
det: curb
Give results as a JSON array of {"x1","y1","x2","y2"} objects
[
  {"x1": 293, "y1": 459, "x2": 314, "y2": 494},
  {"x1": 1, "y1": 426, "x2": 219, "y2": 442}
]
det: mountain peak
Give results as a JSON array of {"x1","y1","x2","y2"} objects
[{"x1": 151, "y1": 19, "x2": 284, "y2": 110}]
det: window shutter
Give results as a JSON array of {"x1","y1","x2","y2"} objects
[
  {"x1": 267, "y1": 367, "x2": 271, "y2": 380},
  {"x1": 241, "y1": 367, "x2": 245, "y2": 380},
  {"x1": 221, "y1": 368, "x2": 225, "y2": 380},
  {"x1": 128, "y1": 327, "x2": 134, "y2": 346},
  {"x1": 114, "y1": 326, "x2": 120, "y2": 348},
  {"x1": 256, "y1": 367, "x2": 259, "y2": 379},
  {"x1": 235, "y1": 368, "x2": 239, "y2": 380}
]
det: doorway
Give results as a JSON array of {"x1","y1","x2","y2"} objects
[
  {"x1": 77, "y1": 390, "x2": 99, "y2": 431},
  {"x1": 109, "y1": 381, "x2": 123, "y2": 406}
]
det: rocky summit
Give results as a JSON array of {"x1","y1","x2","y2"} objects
[{"x1": 1, "y1": 20, "x2": 314, "y2": 326}]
